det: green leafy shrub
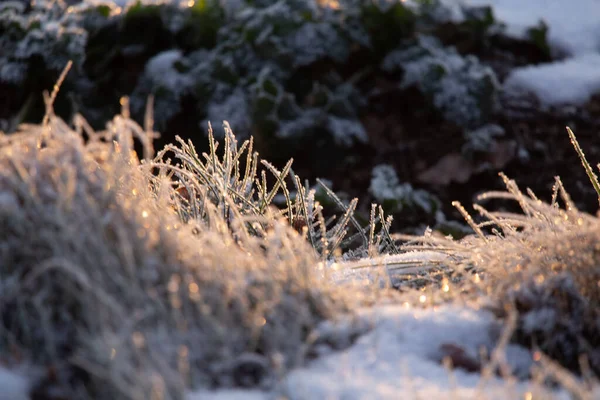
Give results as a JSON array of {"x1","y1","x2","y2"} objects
[
  {"x1": 0, "y1": 1, "x2": 86, "y2": 126},
  {"x1": 0, "y1": 2, "x2": 86, "y2": 83},
  {"x1": 382, "y1": 35, "x2": 499, "y2": 129},
  {"x1": 369, "y1": 164, "x2": 440, "y2": 220},
  {"x1": 1, "y1": 0, "x2": 507, "y2": 144}
]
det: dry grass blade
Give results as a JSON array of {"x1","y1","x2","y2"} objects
[{"x1": 567, "y1": 126, "x2": 600, "y2": 206}]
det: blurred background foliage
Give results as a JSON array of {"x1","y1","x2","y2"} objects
[{"x1": 1, "y1": 0, "x2": 571, "y2": 234}]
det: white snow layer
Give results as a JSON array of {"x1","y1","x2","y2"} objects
[
  {"x1": 0, "y1": 368, "x2": 30, "y2": 400},
  {"x1": 190, "y1": 304, "x2": 567, "y2": 400},
  {"x1": 504, "y1": 53, "x2": 600, "y2": 106},
  {"x1": 462, "y1": 0, "x2": 600, "y2": 106},
  {"x1": 282, "y1": 305, "x2": 547, "y2": 399}
]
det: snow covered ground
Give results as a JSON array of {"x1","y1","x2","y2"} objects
[
  {"x1": 0, "y1": 303, "x2": 577, "y2": 400},
  {"x1": 0, "y1": 367, "x2": 31, "y2": 400},
  {"x1": 504, "y1": 54, "x2": 600, "y2": 106},
  {"x1": 191, "y1": 304, "x2": 567, "y2": 400},
  {"x1": 463, "y1": 0, "x2": 600, "y2": 106}
]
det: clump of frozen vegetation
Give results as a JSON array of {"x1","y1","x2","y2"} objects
[
  {"x1": 475, "y1": 188, "x2": 600, "y2": 381},
  {"x1": 4, "y1": 1, "x2": 600, "y2": 396},
  {"x1": 382, "y1": 35, "x2": 499, "y2": 129},
  {"x1": 0, "y1": 0, "x2": 89, "y2": 130},
  {"x1": 0, "y1": 85, "x2": 400, "y2": 398},
  {"x1": 2, "y1": 0, "x2": 548, "y2": 237},
  {"x1": 2, "y1": 89, "x2": 600, "y2": 398},
  {"x1": 178, "y1": 0, "x2": 370, "y2": 142},
  {"x1": 399, "y1": 129, "x2": 600, "y2": 385},
  {"x1": 462, "y1": 123, "x2": 505, "y2": 154}
]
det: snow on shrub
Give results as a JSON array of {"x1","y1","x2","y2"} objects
[
  {"x1": 382, "y1": 35, "x2": 500, "y2": 129},
  {"x1": 0, "y1": 1, "x2": 86, "y2": 84},
  {"x1": 1, "y1": 0, "x2": 507, "y2": 146},
  {"x1": 369, "y1": 164, "x2": 440, "y2": 215}
]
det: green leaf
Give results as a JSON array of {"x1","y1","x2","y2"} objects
[{"x1": 526, "y1": 20, "x2": 551, "y2": 59}]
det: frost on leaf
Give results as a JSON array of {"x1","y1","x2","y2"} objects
[
  {"x1": 0, "y1": 1, "x2": 86, "y2": 84},
  {"x1": 369, "y1": 164, "x2": 439, "y2": 215},
  {"x1": 204, "y1": 87, "x2": 252, "y2": 138},
  {"x1": 131, "y1": 49, "x2": 194, "y2": 129},
  {"x1": 405, "y1": 0, "x2": 464, "y2": 25},
  {"x1": 200, "y1": 0, "x2": 366, "y2": 144},
  {"x1": 286, "y1": 21, "x2": 351, "y2": 67},
  {"x1": 327, "y1": 115, "x2": 367, "y2": 146},
  {"x1": 382, "y1": 35, "x2": 499, "y2": 128},
  {"x1": 463, "y1": 123, "x2": 505, "y2": 154}
]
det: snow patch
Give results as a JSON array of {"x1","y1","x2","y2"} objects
[
  {"x1": 0, "y1": 368, "x2": 30, "y2": 400},
  {"x1": 504, "y1": 54, "x2": 600, "y2": 106},
  {"x1": 145, "y1": 50, "x2": 192, "y2": 92},
  {"x1": 461, "y1": 0, "x2": 600, "y2": 107},
  {"x1": 187, "y1": 304, "x2": 558, "y2": 399},
  {"x1": 187, "y1": 389, "x2": 267, "y2": 400},
  {"x1": 280, "y1": 305, "x2": 546, "y2": 399}
]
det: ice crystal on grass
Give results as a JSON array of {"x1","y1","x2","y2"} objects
[{"x1": 155, "y1": 118, "x2": 396, "y2": 259}]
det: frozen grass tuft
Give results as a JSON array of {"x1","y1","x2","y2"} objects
[
  {"x1": 399, "y1": 129, "x2": 600, "y2": 390},
  {"x1": 0, "y1": 96, "x2": 376, "y2": 398}
]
